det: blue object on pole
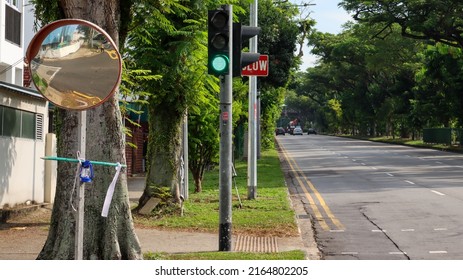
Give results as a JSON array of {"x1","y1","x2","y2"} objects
[{"x1": 80, "y1": 160, "x2": 94, "y2": 183}]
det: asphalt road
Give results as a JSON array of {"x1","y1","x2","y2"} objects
[
  {"x1": 277, "y1": 134, "x2": 463, "y2": 260},
  {"x1": 41, "y1": 49, "x2": 120, "y2": 99}
]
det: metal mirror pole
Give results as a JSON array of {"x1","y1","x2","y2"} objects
[
  {"x1": 75, "y1": 111, "x2": 86, "y2": 260},
  {"x1": 247, "y1": 0, "x2": 258, "y2": 200}
]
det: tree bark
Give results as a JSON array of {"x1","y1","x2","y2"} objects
[
  {"x1": 137, "y1": 101, "x2": 183, "y2": 209},
  {"x1": 38, "y1": 0, "x2": 142, "y2": 259}
]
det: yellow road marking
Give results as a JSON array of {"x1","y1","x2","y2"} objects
[
  {"x1": 280, "y1": 144, "x2": 329, "y2": 231},
  {"x1": 279, "y1": 140, "x2": 344, "y2": 231},
  {"x1": 305, "y1": 179, "x2": 344, "y2": 230}
]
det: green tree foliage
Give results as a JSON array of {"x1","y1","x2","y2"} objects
[
  {"x1": 297, "y1": 22, "x2": 423, "y2": 137},
  {"x1": 125, "y1": 0, "x2": 214, "y2": 205},
  {"x1": 414, "y1": 44, "x2": 463, "y2": 127},
  {"x1": 125, "y1": 0, "x2": 249, "y2": 199},
  {"x1": 340, "y1": 0, "x2": 463, "y2": 48},
  {"x1": 232, "y1": 0, "x2": 301, "y2": 151},
  {"x1": 188, "y1": 85, "x2": 220, "y2": 193},
  {"x1": 256, "y1": 0, "x2": 300, "y2": 88},
  {"x1": 293, "y1": 3, "x2": 463, "y2": 141}
]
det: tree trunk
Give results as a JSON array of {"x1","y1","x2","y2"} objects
[
  {"x1": 38, "y1": 0, "x2": 142, "y2": 260},
  {"x1": 194, "y1": 176, "x2": 202, "y2": 193},
  {"x1": 137, "y1": 101, "x2": 183, "y2": 210}
]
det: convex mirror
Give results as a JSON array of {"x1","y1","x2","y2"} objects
[{"x1": 26, "y1": 19, "x2": 122, "y2": 110}]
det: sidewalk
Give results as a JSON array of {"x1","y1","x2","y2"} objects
[{"x1": 0, "y1": 176, "x2": 319, "y2": 260}]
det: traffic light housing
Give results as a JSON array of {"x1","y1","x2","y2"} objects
[
  {"x1": 232, "y1": 23, "x2": 261, "y2": 77},
  {"x1": 208, "y1": 7, "x2": 231, "y2": 76}
]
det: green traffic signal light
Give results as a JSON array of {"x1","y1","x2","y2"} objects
[
  {"x1": 211, "y1": 54, "x2": 229, "y2": 73},
  {"x1": 208, "y1": 7, "x2": 230, "y2": 76}
]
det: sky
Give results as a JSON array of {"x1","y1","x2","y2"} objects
[{"x1": 291, "y1": 0, "x2": 352, "y2": 70}]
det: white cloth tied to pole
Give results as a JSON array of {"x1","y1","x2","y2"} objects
[{"x1": 101, "y1": 163, "x2": 122, "y2": 217}]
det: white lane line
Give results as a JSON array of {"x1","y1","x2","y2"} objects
[
  {"x1": 434, "y1": 228, "x2": 448, "y2": 231},
  {"x1": 404, "y1": 180, "x2": 415, "y2": 185},
  {"x1": 330, "y1": 229, "x2": 345, "y2": 233},
  {"x1": 386, "y1": 173, "x2": 394, "y2": 177},
  {"x1": 341, "y1": 252, "x2": 358, "y2": 255},
  {"x1": 431, "y1": 190, "x2": 445, "y2": 196},
  {"x1": 429, "y1": 251, "x2": 447, "y2": 254},
  {"x1": 435, "y1": 161, "x2": 443, "y2": 164},
  {"x1": 371, "y1": 229, "x2": 387, "y2": 233},
  {"x1": 401, "y1": 229, "x2": 415, "y2": 232},
  {"x1": 389, "y1": 252, "x2": 407, "y2": 255}
]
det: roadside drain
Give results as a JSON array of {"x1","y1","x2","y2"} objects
[{"x1": 234, "y1": 235, "x2": 278, "y2": 253}]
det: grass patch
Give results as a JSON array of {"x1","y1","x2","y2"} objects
[
  {"x1": 144, "y1": 250, "x2": 306, "y2": 260},
  {"x1": 365, "y1": 136, "x2": 463, "y2": 152},
  {"x1": 134, "y1": 149, "x2": 298, "y2": 237}
]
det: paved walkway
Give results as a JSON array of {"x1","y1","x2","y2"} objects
[{"x1": 0, "y1": 176, "x2": 320, "y2": 260}]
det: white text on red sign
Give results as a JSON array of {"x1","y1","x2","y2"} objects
[{"x1": 242, "y1": 55, "x2": 269, "y2": 76}]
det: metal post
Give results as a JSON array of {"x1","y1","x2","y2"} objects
[
  {"x1": 219, "y1": 4, "x2": 233, "y2": 252},
  {"x1": 75, "y1": 111, "x2": 86, "y2": 260},
  {"x1": 257, "y1": 90, "x2": 261, "y2": 159},
  {"x1": 183, "y1": 111, "x2": 189, "y2": 200},
  {"x1": 247, "y1": 0, "x2": 258, "y2": 199}
]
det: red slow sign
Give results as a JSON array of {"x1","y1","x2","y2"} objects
[{"x1": 241, "y1": 55, "x2": 269, "y2": 76}]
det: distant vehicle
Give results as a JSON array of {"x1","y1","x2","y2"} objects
[
  {"x1": 275, "y1": 127, "x2": 285, "y2": 136},
  {"x1": 307, "y1": 128, "x2": 317, "y2": 135},
  {"x1": 288, "y1": 118, "x2": 300, "y2": 135},
  {"x1": 293, "y1": 127, "x2": 303, "y2": 135},
  {"x1": 287, "y1": 125, "x2": 295, "y2": 135}
]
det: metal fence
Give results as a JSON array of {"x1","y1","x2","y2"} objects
[{"x1": 423, "y1": 128, "x2": 463, "y2": 145}]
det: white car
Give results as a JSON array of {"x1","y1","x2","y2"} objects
[{"x1": 293, "y1": 127, "x2": 303, "y2": 135}]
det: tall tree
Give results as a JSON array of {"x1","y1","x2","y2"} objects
[
  {"x1": 414, "y1": 44, "x2": 463, "y2": 127},
  {"x1": 126, "y1": 1, "x2": 226, "y2": 208},
  {"x1": 32, "y1": 0, "x2": 142, "y2": 259}
]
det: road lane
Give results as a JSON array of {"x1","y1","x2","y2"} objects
[{"x1": 277, "y1": 134, "x2": 463, "y2": 259}]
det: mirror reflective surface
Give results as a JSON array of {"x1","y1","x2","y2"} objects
[{"x1": 27, "y1": 20, "x2": 122, "y2": 110}]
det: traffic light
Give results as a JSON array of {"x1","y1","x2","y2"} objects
[
  {"x1": 232, "y1": 23, "x2": 261, "y2": 77},
  {"x1": 208, "y1": 6, "x2": 231, "y2": 76}
]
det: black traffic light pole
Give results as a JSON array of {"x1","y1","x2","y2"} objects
[
  {"x1": 208, "y1": 4, "x2": 260, "y2": 252},
  {"x1": 208, "y1": 4, "x2": 233, "y2": 252},
  {"x1": 218, "y1": 72, "x2": 233, "y2": 251}
]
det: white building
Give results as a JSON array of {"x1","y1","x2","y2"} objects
[
  {"x1": 0, "y1": 81, "x2": 48, "y2": 208},
  {"x1": 0, "y1": 0, "x2": 24, "y2": 85},
  {"x1": 0, "y1": 0, "x2": 53, "y2": 209}
]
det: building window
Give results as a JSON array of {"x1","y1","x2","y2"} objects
[
  {"x1": 2, "y1": 106, "x2": 21, "y2": 137},
  {"x1": 5, "y1": 4, "x2": 22, "y2": 46},
  {"x1": 5, "y1": 0, "x2": 20, "y2": 9},
  {"x1": 0, "y1": 106, "x2": 42, "y2": 140}
]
